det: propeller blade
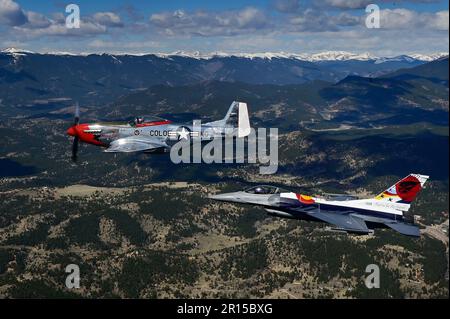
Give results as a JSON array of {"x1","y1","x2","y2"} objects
[
  {"x1": 70, "y1": 103, "x2": 80, "y2": 162},
  {"x1": 71, "y1": 136, "x2": 79, "y2": 162},
  {"x1": 74, "y1": 103, "x2": 80, "y2": 125}
]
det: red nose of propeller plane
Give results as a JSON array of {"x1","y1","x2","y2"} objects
[{"x1": 67, "y1": 125, "x2": 77, "y2": 137}]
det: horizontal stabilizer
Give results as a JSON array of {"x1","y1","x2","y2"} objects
[{"x1": 384, "y1": 222, "x2": 420, "y2": 237}]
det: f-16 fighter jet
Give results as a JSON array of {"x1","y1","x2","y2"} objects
[
  {"x1": 210, "y1": 174, "x2": 429, "y2": 237},
  {"x1": 67, "y1": 101, "x2": 250, "y2": 161}
]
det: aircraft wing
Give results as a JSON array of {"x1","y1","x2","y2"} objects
[
  {"x1": 303, "y1": 210, "x2": 371, "y2": 234},
  {"x1": 105, "y1": 137, "x2": 168, "y2": 153}
]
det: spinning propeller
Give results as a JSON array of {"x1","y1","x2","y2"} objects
[{"x1": 67, "y1": 103, "x2": 80, "y2": 162}]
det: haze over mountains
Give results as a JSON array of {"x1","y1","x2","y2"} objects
[{"x1": 0, "y1": 48, "x2": 447, "y2": 108}]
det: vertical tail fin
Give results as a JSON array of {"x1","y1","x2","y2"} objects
[
  {"x1": 206, "y1": 101, "x2": 251, "y2": 137},
  {"x1": 374, "y1": 174, "x2": 429, "y2": 210},
  {"x1": 237, "y1": 102, "x2": 250, "y2": 137}
]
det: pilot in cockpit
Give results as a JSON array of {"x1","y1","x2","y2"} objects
[{"x1": 134, "y1": 117, "x2": 144, "y2": 125}]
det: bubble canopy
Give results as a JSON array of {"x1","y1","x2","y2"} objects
[
  {"x1": 129, "y1": 116, "x2": 169, "y2": 126},
  {"x1": 244, "y1": 185, "x2": 286, "y2": 194}
]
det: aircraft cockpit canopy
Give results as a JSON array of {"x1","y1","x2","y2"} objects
[
  {"x1": 244, "y1": 185, "x2": 285, "y2": 195},
  {"x1": 129, "y1": 116, "x2": 167, "y2": 127}
]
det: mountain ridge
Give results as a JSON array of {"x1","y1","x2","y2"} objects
[{"x1": 2, "y1": 47, "x2": 448, "y2": 62}]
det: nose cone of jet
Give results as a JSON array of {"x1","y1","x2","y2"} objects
[{"x1": 67, "y1": 125, "x2": 77, "y2": 137}]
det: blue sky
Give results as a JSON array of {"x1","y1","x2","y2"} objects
[
  {"x1": 14, "y1": 0, "x2": 448, "y2": 15},
  {"x1": 1, "y1": 0, "x2": 448, "y2": 55}
]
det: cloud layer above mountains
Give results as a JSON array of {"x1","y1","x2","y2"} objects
[{"x1": 0, "y1": 0, "x2": 448, "y2": 55}]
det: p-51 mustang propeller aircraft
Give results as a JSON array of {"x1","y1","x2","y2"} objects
[
  {"x1": 67, "y1": 101, "x2": 250, "y2": 161},
  {"x1": 210, "y1": 174, "x2": 429, "y2": 237}
]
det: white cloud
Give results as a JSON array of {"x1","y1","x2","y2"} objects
[
  {"x1": 13, "y1": 20, "x2": 107, "y2": 38},
  {"x1": 0, "y1": 0, "x2": 27, "y2": 26},
  {"x1": 217, "y1": 35, "x2": 283, "y2": 52},
  {"x1": 24, "y1": 11, "x2": 51, "y2": 29},
  {"x1": 288, "y1": 27, "x2": 448, "y2": 56},
  {"x1": 9, "y1": 11, "x2": 121, "y2": 38},
  {"x1": 427, "y1": 10, "x2": 449, "y2": 30},
  {"x1": 149, "y1": 7, "x2": 270, "y2": 36},
  {"x1": 318, "y1": 0, "x2": 441, "y2": 10},
  {"x1": 288, "y1": 9, "x2": 362, "y2": 32},
  {"x1": 2, "y1": 8, "x2": 122, "y2": 39},
  {"x1": 320, "y1": 0, "x2": 372, "y2": 9},
  {"x1": 272, "y1": 0, "x2": 300, "y2": 13},
  {"x1": 93, "y1": 12, "x2": 124, "y2": 27},
  {"x1": 88, "y1": 39, "x2": 161, "y2": 50},
  {"x1": 380, "y1": 9, "x2": 449, "y2": 30}
]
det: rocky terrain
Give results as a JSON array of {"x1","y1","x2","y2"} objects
[{"x1": 0, "y1": 180, "x2": 447, "y2": 298}]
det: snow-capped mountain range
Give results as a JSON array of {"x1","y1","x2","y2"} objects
[
  {"x1": 1, "y1": 45, "x2": 448, "y2": 113},
  {"x1": 1, "y1": 47, "x2": 448, "y2": 62}
]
